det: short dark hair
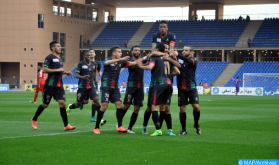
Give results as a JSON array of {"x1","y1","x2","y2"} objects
[
  {"x1": 49, "y1": 41, "x2": 59, "y2": 51},
  {"x1": 84, "y1": 51, "x2": 90, "y2": 56},
  {"x1": 131, "y1": 45, "x2": 139, "y2": 52},
  {"x1": 89, "y1": 48, "x2": 94, "y2": 51},
  {"x1": 38, "y1": 63, "x2": 43, "y2": 67},
  {"x1": 159, "y1": 20, "x2": 168, "y2": 26},
  {"x1": 161, "y1": 41, "x2": 169, "y2": 46},
  {"x1": 155, "y1": 43, "x2": 165, "y2": 53},
  {"x1": 185, "y1": 45, "x2": 194, "y2": 51},
  {"x1": 237, "y1": 77, "x2": 239, "y2": 79},
  {"x1": 110, "y1": 46, "x2": 120, "y2": 56}
]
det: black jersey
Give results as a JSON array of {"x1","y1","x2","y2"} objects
[
  {"x1": 43, "y1": 54, "x2": 64, "y2": 87},
  {"x1": 92, "y1": 61, "x2": 101, "y2": 72},
  {"x1": 76, "y1": 61, "x2": 97, "y2": 89},
  {"x1": 101, "y1": 57, "x2": 130, "y2": 88},
  {"x1": 152, "y1": 32, "x2": 176, "y2": 45},
  {"x1": 177, "y1": 57, "x2": 198, "y2": 90},
  {"x1": 149, "y1": 56, "x2": 172, "y2": 87},
  {"x1": 127, "y1": 59, "x2": 144, "y2": 88}
]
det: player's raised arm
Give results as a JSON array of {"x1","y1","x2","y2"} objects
[
  {"x1": 137, "y1": 59, "x2": 155, "y2": 70},
  {"x1": 163, "y1": 54, "x2": 181, "y2": 68}
]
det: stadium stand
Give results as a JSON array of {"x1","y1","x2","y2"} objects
[
  {"x1": 139, "y1": 19, "x2": 248, "y2": 47},
  {"x1": 62, "y1": 61, "x2": 105, "y2": 84},
  {"x1": 224, "y1": 61, "x2": 279, "y2": 87},
  {"x1": 251, "y1": 18, "x2": 279, "y2": 47},
  {"x1": 90, "y1": 21, "x2": 143, "y2": 47}
]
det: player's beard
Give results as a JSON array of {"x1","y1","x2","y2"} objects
[
  {"x1": 133, "y1": 53, "x2": 140, "y2": 59},
  {"x1": 55, "y1": 49, "x2": 61, "y2": 55}
]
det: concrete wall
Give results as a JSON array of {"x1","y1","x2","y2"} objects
[
  {"x1": 189, "y1": 4, "x2": 224, "y2": 20},
  {"x1": 0, "y1": 0, "x2": 114, "y2": 84}
]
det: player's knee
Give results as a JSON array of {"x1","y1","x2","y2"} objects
[
  {"x1": 165, "y1": 106, "x2": 170, "y2": 114},
  {"x1": 59, "y1": 102, "x2": 65, "y2": 108},
  {"x1": 180, "y1": 106, "x2": 186, "y2": 113},
  {"x1": 42, "y1": 103, "x2": 48, "y2": 108},
  {"x1": 123, "y1": 104, "x2": 130, "y2": 111},
  {"x1": 83, "y1": 100, "x2": 89, "y2": 104},
  {"x1": 93, "y1": 98, "x2": 100, "y2": 106},
  {"x1": 134, "y1": 106, "x2": 140, "y2": 114}
]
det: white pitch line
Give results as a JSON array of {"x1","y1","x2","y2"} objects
[{"x1": 0, "y1": 126, "x2": 153, "y2": 140}]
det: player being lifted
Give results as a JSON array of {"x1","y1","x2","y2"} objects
[
  {"x1": 30, "y1": 63, "x2": 46, "y2": 104},
  {"x1": 138, "y1": 43, "x2": 177, "y2": 136},
  {"x1": 152, "y1": 20, "x2": 175, "y2": 52},
  {"x1": 31, "y1": 41, "x2": 76, "y2": 131},
  {"x1": 121, "y1": 45, "x2": 145, "y2": 134},
  {"x1": 172, "y1": 46, "x2": 201, "y2": 135},
  {"x1": 93, "y1": 46, "x2": 139, "y2": 134},
  {"x1": 66, "y1": 51, "x2": 106, "y2": 126}
]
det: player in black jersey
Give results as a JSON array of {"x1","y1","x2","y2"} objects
[
  {"x1": 65, "y1": 51, "x2": 106, "y2": 125},
  {"x1": 152, "y1": 20, "x2": 176, "y2": 52},
  {"x1": 89, "y1": 49, "x2": 102, "y2": 121},
  {"x1": 138, "y1": 43, "x2": 176, "y2": 136},
  {"x1": 141, "y1": 42, "x2": 180, "y2": 136},
  {"x1": 93, "y1": 46, "x2": 139, "y2": 134},
  {"x1": 121, "y1": 45, "x2": 145, "y2": 134},
  {"x1": 172, "y1": 46, "x2": 201, "y2": 135},
  {"x1": 31, "y1": 41, "x2": 76, "y2": 131}
]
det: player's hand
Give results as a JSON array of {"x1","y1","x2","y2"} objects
[
  {"x1": 171, "y1": 49, "x2": 179, "y2": 56},
  {"x1": 83, "y1": 75, "x2": 90, "y2": 80},
  {"x1": 66, "y1": 71, "x2": 73, "y2": 76},
  {"x1": 171, "y1": 54, "x2": 177, "y2": 61},
  {"x1": 163, "y1": 54, "x2": 170, "y2": 61},
  {"x1": 57, "y1": 68, "x2": 64, "y2": 72},
  {"x1": 120, "y1": 56, "x2": 130, "y2": 61}
]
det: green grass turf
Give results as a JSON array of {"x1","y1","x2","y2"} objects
[{"x1": 0, "y1": 92, "x2": 278, "y2": 164}]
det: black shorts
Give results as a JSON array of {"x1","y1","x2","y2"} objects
[
  {"x1": 42, "y1": 86, "x2": 65, "y2": 104},
  {"x1": 100, "y1": 87, "x2": 122, "y2": 103},
  {"x1": 123, "y1": 87, "x2": 144, "y2": 106},
  {"x1": 178, "y1": 88, "x2": 199, "y2": 106},
  {"x1": 166, "y1": 87, "x2": 173, "y2": 106},
  {"x1": 147, "y1": 87, "x2": 153, "y2": 107},
  {"x1": 151, "y1": 84, "x2": 172, "y2": 105},
  {"x1": 77, "y1": 88, "x2": 99, "y2": 102}
]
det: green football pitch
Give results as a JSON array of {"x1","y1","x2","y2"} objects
[{"x1": 0, "y1": 92, "x2": 278, "y2": 164}]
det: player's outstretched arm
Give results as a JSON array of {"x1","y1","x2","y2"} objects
[
  {"x1": 137, "y1": 60, "x2": 154, "y2": 70},
  {"x1": 163, "y1": 55, "x2": 181, "y2": 68},
  {"x1": 170, "y1": 67, "x2": 180, "y2": 76},
  {"x1": 105, "y1": 56, "x2": 130, "y2": 65}
]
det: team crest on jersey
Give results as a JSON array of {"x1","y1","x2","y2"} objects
[
  {"x1": 53, "y1": 59, "x2": 59, "y2": 62},
  {"x1": 166, "y1": 38, "x2": 169, "y2": 42},
  {"x1": 157, "y1": 38, "x2": 161, "y2": 42},
  {"x1": 119, "y1": 64, "x2": 122, "y2": 67},
  {"x1": 82, "y1": 65, "x2": 88, "y2": 69},
  {"x1": 178, "y1": 59, "x2": 184, "y2": 64}
]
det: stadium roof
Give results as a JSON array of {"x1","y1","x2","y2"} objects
[{"x1": 86, "y1": 0, "x2": 279, "y2": 8}]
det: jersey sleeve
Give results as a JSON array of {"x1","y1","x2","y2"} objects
[
  {"x1": 149, "y1": 57, "x2": 156, "y2": 66},
  {"x1": 97, "y1": 62, "x2": 101, "y2": 71},
  {"x1": 120, "y1": 60, "x2": 130, "y2": 68},
  {"x1": 43, "y1": 56, "x2": 51, "y2": 68},
  {"x1": 76, "y1": 62, "x2": 82, "y2": 73},
  {"x1": 152, "y1": 34, "x2": 157, "y2": 45},
  {"x1": 169, "y1": 33, "x2": 176, "y2": 44},
  {"x1": 38, "y1": 70, "x2": 43, "y2": 77}
]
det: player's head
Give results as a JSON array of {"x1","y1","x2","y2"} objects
[
  {"x1": 159, "y1": 20, "x2": 168, "y2": 35},
  {"x1": 237, "y1": 77, "x2": 239, "y2": 79},
  {"x1": 49, "y1": 41, "x2": 61, "y2": 54},
  {"x1": 131, "y1": 45, "x2": 140, "y2": 59},
  {"x1": 83, "y1": 51, "x2": 91, "y2": 62},
  {"x1": 183, "y1": 45, "x2": 194, "y2": 57},
  {"x1": 162, "y1": 42, "x2": 169, "y2": 53},
  {"x1": 110, "y1": 46, "x2": 122, "y2": 59},
  {"x1": 89, "y1": 48, "x2": 96, "y2": 59},
  {"x1": 38, "y1": 63, "x2": 43, "y2": 70},
  {"x1": 155, "y1": 43, "x2": 165, "y2": 53}
]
